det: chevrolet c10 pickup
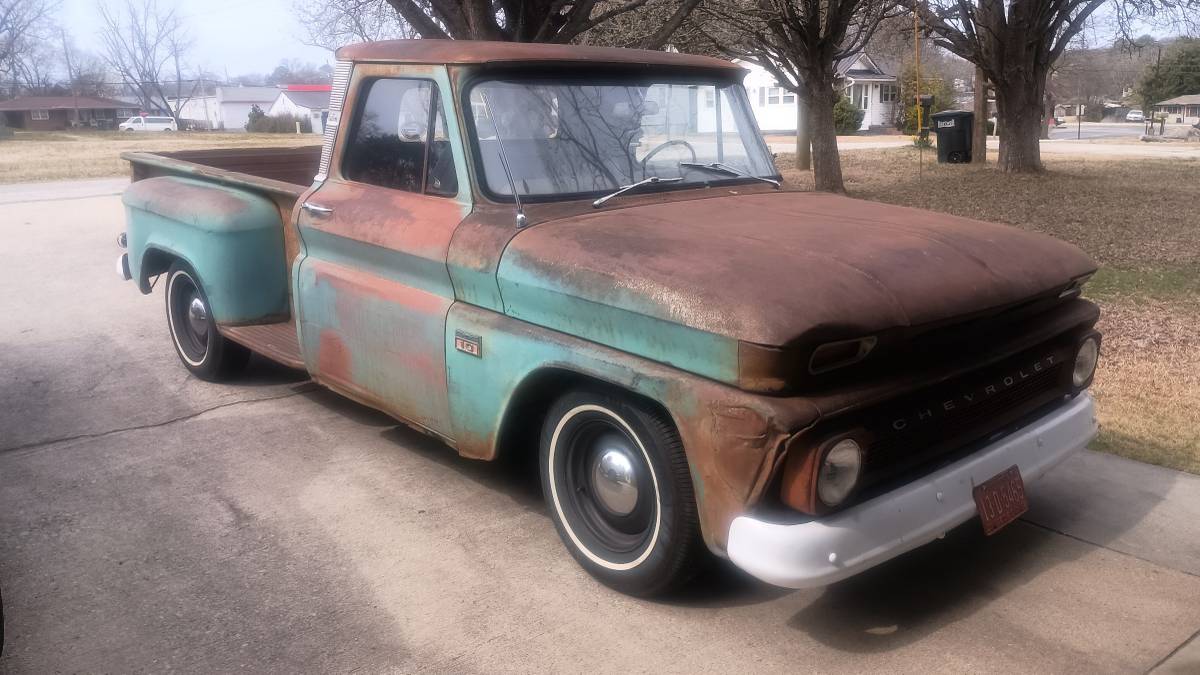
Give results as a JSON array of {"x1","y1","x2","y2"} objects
[{"x1": 116, "y1": 40, "x2": 1102, "y2": 597}]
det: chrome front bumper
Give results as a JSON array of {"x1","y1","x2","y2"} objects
[{"x1": 727, "y1": 393, "x2": 1097, "y2": 589}]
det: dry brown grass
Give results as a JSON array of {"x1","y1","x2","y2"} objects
[
  {"x1": 0, "y1": 130, "x2": 319, "y2": 184},
  {"x1": 779, "y1": 148, "x2": 1200, "y2": 473}
]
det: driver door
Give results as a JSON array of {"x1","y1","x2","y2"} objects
[{"x1": 294, "y1": 66, "x2": 468, "y2": 440}]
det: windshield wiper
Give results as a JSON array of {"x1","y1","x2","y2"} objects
[
  {"x1": 592, "y1": 176, "x2": 684, "y2": 208},
  {"x1": 680, "y1": 162, "x2": 781, "y2": 189}
]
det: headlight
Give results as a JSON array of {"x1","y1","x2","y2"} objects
[
  {"x1": 1073, "y1": 336, "x2": 1100, "y2": 388},
  {"x1": 817, "y1": 438, "x2": 862, "y2": 507}
]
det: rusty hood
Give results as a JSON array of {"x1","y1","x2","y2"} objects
[{"x1": 495, "y1": 191, "x2": 1095, "y2": 366}]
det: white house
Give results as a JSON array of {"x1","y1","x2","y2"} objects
[
  {"x1": 267, "y1": 86, "x2": 331, "y2": 134},
  {"x1": 1153, "y1": 94, "x2": 1200, "y2": 124},
  {"x1": 171, "y1": 86, "x2": 281, "y2": 131},
  {"x1": 739, "y1": 54, "x2": 900, "y2": 132}
]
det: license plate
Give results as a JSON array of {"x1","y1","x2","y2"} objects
[{"x1": 972, "y1": 465, "x2": 1028, "y2": 536}]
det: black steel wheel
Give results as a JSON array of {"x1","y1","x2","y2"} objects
[
  {"x1": 540, "y1": 387, "x2": 705, "y2": 596},
  {"x1": 165, "y1": 261, "x2": 249, "y2": 381}
]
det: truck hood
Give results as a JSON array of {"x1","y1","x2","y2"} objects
[{"x1": 496, "y1": 190, "x2": 1095, "y2": 353}]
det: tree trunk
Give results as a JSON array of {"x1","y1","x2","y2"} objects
[
  {"x1": 972, "y1": 66, "x2": 987, "y2": 164},
  {"x1": 994, "y1": 77, "x2": 1045, "y2": 173},
  {"x1": 806, "y1": 83, "x2": 845, "y2": 193},
  {"x1": 795, "y1": 97, "x2": 811, "y2": 170}
]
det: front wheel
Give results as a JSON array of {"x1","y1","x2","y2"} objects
[
  {"x1": 165, "y1": 261, "x2": 249, "y2": 381},
  {"x1": 540, "y1": 388, "x2": 705, "y2": 596}
]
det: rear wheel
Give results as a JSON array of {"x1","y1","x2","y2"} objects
[
  {"x1": 540, "y1": 388, "x2": 704, "y2": 596},
  {"x1": 165, "y1": 261, "x2": 249, "y2": 381}
]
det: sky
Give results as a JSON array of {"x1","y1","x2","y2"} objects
[{"x1": 61, "y1": 0, "x2": 335, "y2": 78}]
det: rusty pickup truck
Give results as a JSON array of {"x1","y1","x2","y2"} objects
[{"x1": 116, "y1": 40, "x2": 1102, "y2": 596}]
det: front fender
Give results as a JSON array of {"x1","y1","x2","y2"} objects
[
  {"x1": 445, "y1": 303, "x2": 821, "y2": 555},
  {"x1": 123, "y1": 176, "x2": 289, "y2": 325}
]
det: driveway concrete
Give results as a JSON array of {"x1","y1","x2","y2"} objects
[{"x1": 2, "y1": 181, "x2": 1200, "y2": 673}]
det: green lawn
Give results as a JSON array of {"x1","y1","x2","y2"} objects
[{"x1": 0, "y1": 130, "x2": 318, "y2": 184}]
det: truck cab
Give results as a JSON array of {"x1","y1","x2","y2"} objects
[{"x1": 117, "y1": 40, "x2": 1101, "y2": 596}]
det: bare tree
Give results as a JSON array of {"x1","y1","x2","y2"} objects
[
  {"x1": 300, "y1": 0, "x2": 702, "y2": 48},
  {"x1": 700, "y1": 0, "x2": 901, "y2": 193},
  {"x1": 98, "y1": 0, "x2": 197, "y2": 120},
  {"x1": 916, "y1": 0, "x2": 1198, "y2": 173},
  {"x1": 1, "y1": 0, "x2": 57, "y2": 98},
  {"x1": 296, "y1": 0, "x2": 416, "y2": 50}
]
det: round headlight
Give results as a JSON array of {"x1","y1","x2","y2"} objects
[
  {"x1": 817, "y1": 438, "x2": 862, "y2": 507},
  {"x1": 1073, "y1": 337, "x2": 1099, "y2": 387}
]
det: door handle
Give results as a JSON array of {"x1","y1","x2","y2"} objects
[{"x1": 302, "y1": 202, "x2": 334, "y2": 215}]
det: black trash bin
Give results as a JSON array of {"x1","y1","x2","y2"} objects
[{"x1": 930, "y1": 110, "x2": 974, "y2": 163}]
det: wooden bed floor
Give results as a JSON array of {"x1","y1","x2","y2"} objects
[{"x1": 221, "y1": 320, "x2": 305, "y2": 370}]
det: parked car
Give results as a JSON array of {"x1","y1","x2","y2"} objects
[
  {"x1": 115, "y1": 40, "x2": 1102, "y2": 597},
  {"x1": 1126, "y1": 109, "x2": 1145, "y2": 123},
  {"x1": 118, "y1": 116, "x2": 177, "y2": 132}
]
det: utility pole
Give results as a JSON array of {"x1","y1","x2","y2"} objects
[{"x1": 61, "y1": 30, "x2": 79, "y2": 127}]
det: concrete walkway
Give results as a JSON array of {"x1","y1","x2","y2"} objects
[
  {"x1": 2, "y1": 180, "x2": 1199, "y2": 673},
  {"x1": 0, "y1": 176, "x2": 127, "y2": 205}
]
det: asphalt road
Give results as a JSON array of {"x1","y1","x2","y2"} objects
[
  {"x1": 1048, "y1": 122, "x2": 1146, "y2": 140},
  {"x1": 2, "y1": 179, "x2": 1200, "y2": 673}
]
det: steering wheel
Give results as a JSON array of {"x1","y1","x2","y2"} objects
[{"x1": 640, "y1": 139, "x2": 697, "y2": 177}]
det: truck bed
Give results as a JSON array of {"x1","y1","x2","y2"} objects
[
  {"x1": 121, "y1": 146, "x2": 321, "y2": 369},
  {"x1": 122, "y1": 146, "x2": 322, "y2": 195}
]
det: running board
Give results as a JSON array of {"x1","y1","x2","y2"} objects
[{"x1": 219, "y1": 321, "x2": 305, "y2": 370}]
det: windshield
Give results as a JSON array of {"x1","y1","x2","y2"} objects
[{"x1": 468, "y1": 76, "x2": 777, "y2": 200}]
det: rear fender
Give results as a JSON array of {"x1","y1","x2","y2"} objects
[{"x1": 122, "y1": 176, "x2": 289, "y2": 325}]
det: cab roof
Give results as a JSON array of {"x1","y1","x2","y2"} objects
[{"x1": 335, "y1": 39, "x2": 741, "y2": 71}]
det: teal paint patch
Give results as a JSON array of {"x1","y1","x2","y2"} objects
[
  {"x1": 122, "y1": 177, "x2": 288, "y2": 324},
  {"x1": 294, "y1": 260, "x2": 453, "y2": 436},
  {"x1": 445, "y1": 304, "x2": 693, "y2": 456},
  {"x1": 299, "y1": 227, "x2": 455, "y2": 297},
  {"x1": 447, "y1": 258, "x2": 506, "y2": 311},
  {"x1": 496, "y1": 254, "x2": 740, "y2": 385}
]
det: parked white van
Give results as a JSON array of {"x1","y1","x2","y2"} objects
[{"x1": 119, "y1": 116, "x2": 177, "y2": 132}]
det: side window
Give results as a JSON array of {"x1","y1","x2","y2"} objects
[{"x1": 342, "y1": 77, "x2": 457, "y2": 197}]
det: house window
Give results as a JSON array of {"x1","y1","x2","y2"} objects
[
  {"x1": 782, "y1": 91, "x2": 796, "y2": 103},
  {"x1": 880, "y1": 85, "x2": 899, "y2": 103},
  {"x1": 767, "y1": 87, "x2": 781, "y2": 105},
  {"x1": 704, "y1": 89, "x2": 715, "y2": 108},
  {"x1": 758, "y1": 88, "x2": 765, "y2": 107},
  {"x1": 31, "y1": 110, "x2": 49, "y2": 120}
]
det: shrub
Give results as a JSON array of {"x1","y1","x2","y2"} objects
[
  {"x1": 897, "y1": 64, "x2": 958, "y2": 133},
  {"x1": 246, "y1": 108, "x2": 313, "y2": 133},
  {"x1": 834, "y1": 96, "x2": 865, "y2": 134}
]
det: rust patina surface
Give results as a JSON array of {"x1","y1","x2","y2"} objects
[
  {"x1": 336, "y1": 39, "x2": 741, "y2": 71},
  {"x1": 119, "y1": 44, "x2": 1102, "y2": 559}
]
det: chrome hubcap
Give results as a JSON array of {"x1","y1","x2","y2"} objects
[
  {"x1": 590, "y1": 437, "x2": 638, "y2": 516},
  {"x1": 186, "y1": 296, "x2": 208, "y2": 337}
]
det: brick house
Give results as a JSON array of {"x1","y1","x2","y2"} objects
[{"x1": 0, "y1": 95, "x2": 141, "y2": 131}]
